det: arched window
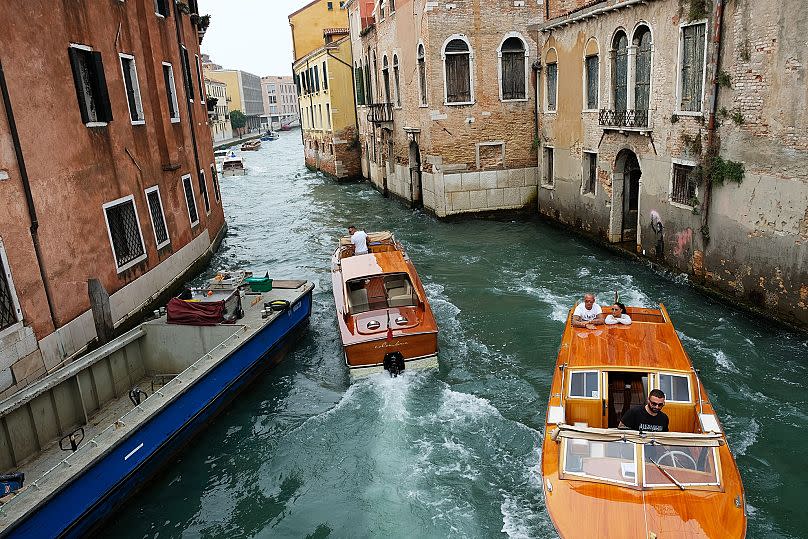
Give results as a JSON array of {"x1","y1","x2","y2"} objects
[
  {"x1": 417, "y1": 43, "x2": 427, "y2": 105},
  {"x1": 393, "y1": 54, "x2": 401, "y2": 107},
  {"x1": 382, "y1": 54, "x2": 391, "y2": 104},
  {"x1": 372, "y1": 50, "x2": 378, "y2": 103},
  {"x1": 354, "y1": 61, "x2": 365, "y2": 105},
  {"x1": 633, "y1": 26, "x2": 652, "y2": 113},
  {"x1": 584, "y1": 38, "x2": 599, "y2": 111},
  {"x1": 364, "y1": 52, "x2": 373, "y2": 104},
  {"x1": 545, "y1": 48, "x2": 558, "y2": 112},
  {"x1": 500, "y1": 35, "x2": 527, "y2": 100},
  {"x1": 612, "y1": 31, "x2": 628, "y2": 112},
  {"x1": 443, "y1": 37, "x2": 472, "y2": 104}
]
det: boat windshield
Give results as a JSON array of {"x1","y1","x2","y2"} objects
[
  {"x1": 346, "y1": 273, "x2": 418, "y2": 314},
  {"x1": 643, "y1": 444, "x2": 719, "y2": 487},
  {"x1": 223, "y1": 160, "x2": 243, "y2": 170},
  {"x1": 563, "y1": 438, "x2": 638, "y2": 486}
]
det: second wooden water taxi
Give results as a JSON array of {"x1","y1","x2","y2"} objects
[
  {"x1": 541, "y1": 304, "x2": 746, "y2": 538},
  {"x1": 331, "y1": 232, "x2": 438, "y2": 377}
]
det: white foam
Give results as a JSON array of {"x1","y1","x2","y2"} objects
[{"x1": 500, "y1": 495, "x2": 536, "y2": 539}]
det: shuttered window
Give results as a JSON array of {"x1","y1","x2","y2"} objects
[
  {"x1": 364, "y1": 60, "x2": 373, "y2": 104},
  {"x1": 546, "y1": 62, "x2": 557, "y2": 111},
  {"x1": 680, "y1": 22, "x2": 706, "y2": 112},
  {"x1": 180, "y1": 45, "x2": 193, "y2": 101},
  {"x1": 162, "y1": 63, "x2": 180, "y2": 121},
  {"x1": 393, "y1": 55, "x2": 401, "y2": 107},
  {"x1": 613, "y1": 32, "x2": 628, "y2": 112},
  {"x1": 501, "y1": 37, "x2": 526, "y2": 100},
  {"x1": 68, "y1": 45, "x2": 113, "y2": 125},
  {"x1": 198, "y1": 169, "x2": 210, "y2": 214},
  {"x1": 355, "y1": 64, "x2": 365, "y2": 105},
  {"x1": 634, "y1": 27, "x2": 652, "y2": 113},
  {"x1": 195, "y1": 54, "x2": 205, "y2": 102},
  {"x1": 444, "y1": 39, "x2": 471, "y2": 103},
  {"x1": 417, "y1": 44, "x2": 427, "y2": 105},
  {"x1": 585, "y1": 55, "x2": 599, "y2": 110},
  {"x1": 210, "y1": 164, "x2": 220, "y2": 202},
  {"x1": 119, "y1": 54, "x2": 144, "y2": 123}
]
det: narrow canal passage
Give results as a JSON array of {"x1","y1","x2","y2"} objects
[{"x1": 110, "y1": 133, "x2": 806, "y2": 538}]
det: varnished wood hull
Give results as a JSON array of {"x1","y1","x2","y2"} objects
[{"x1": 344, "y1": 331, "x2": 438, "y2": 368}]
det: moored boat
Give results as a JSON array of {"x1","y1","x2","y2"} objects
[
  {"x1": 0, "y1": 272, "x2": 314, "y2": 538},
  {"x1": 241, "y1": 139, "x2": 261, "y2": 151},
  {"x1": 541, "y1": 303, "x2": 746, "y2": 538},
  {"x1": 331, "y1": 232, "x2": 438, "y2": 377}
]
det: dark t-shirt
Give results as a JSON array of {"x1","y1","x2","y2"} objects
[{"x1": 620, "y1": 405, "x2": 669, "y2": 432}]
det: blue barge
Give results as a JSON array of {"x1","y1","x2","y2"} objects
[{"x1": 0, "y1": 277, "x2": 314, "y2": 537}]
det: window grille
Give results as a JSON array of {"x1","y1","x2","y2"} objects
[
  {"x1": 613, "y1": 33, "x2": 628, "y2": 112},
  {"x1": 671, "y1": 164, "x2": 697, "y2": 205},
  {"x1": 146, "y1": 188, "x2": 170, "y2": 248},
  {"x1": 501, "y1": 37, "x2": 526, "y2": 100},
  {"x1": 444, "y1": 39, "x2": 471, "y2": 103},
  {"x1": 68, "y1": 46, "x2": 113, "y2": 124},
  {"x1": 583, "y1": 152, "x2": 597, "y2": 194},
  {"x1": 0, "y1": 263, "x2": 18, "y2": 332},
  {"x1": 585, "y1": 55, "x2": 599, "y2": 109},
  {"x1": 418, "y1": 44, "x2": 427, "y2": 105},
  {"x1": 120, "y1": 55, "x2": 144, "y2": 123},
  {"x1": 182, "y1": 175, "x2": 199, "y2": 226},
  {"x1": 105, "y1": 198, "x2": 146, "y2": 269},
  {"x1": 393, "y1": 55, "x2": 401, "y2": 107},
  {"x1": 680, "y1": 23, "x2": 706, "y2": 112},
  {"x1": 162, "y1": 63, "x2": 179, "y2": 120},
  {"x1": 634, "y1": 27, "x2": 652, "y2": 113},
  {"x1": 546, "y1": 63, "x2": 557, "y2": 111},
  {"x1": 544, "y1": 147, "x2": 554, "y2": 186}
]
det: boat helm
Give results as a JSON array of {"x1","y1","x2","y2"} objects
[{"x1": 383, "y1": 351, "x2": 405, "y2": 378}]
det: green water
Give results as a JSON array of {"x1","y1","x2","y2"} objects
[{"x1": 108, "y1": 133, "x2": 807, "y2": 538}]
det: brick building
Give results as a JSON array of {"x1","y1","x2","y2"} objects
[
  {"x1": 0, "y1": 0, "x2": 226, "y2": 396},
  {"x1": 530, "y1": 0, "x2": 808, "y2": 328},
  {"x1": 346, "y1": 0, "x2": 542, "y2": 216}
]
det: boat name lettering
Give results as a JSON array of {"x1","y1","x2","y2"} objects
[{"x1": 373, "y1": 340, "x2": 408, "y2": 349}]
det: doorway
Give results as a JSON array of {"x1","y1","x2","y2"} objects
[
  {"x1": 409, "y1": 140, "x2": 422, "y2": 208},
  {"x1": 606, "y1": 371, "x2": 648, "y2": 428},
  {"x1": 617, "y1": 149, "x2": 641, "y2": 243}
]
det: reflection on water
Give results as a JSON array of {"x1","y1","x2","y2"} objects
[{"x1": 108, "y1": 132, "x2": 807, "y2": 539}]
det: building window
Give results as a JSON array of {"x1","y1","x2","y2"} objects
[
  {"x1": 582, "y1": 152, "x2": 597, "y2": 195},
  {"x1": 364, "y1": 55, "x2": 373, "y2": 104},
  {"x1": 585, "y1": 55, "x2": 599, "y2": 110},
  {"x1": 68, "y1": 45, "x2": 113, "y2": 125},
  {"x1": 389, "y1": 0, "x2": 395, "y2": 13},
  {"x1": 545, "y1": 62, "x2": 557, "y2": 111},
  {"x1": 543, "y1": 147, "x2": 554, "y2": 187},
  {"x1": 195, "y1": 54, "x2": 205, "y2": 102},
  {"x1": 612, "y1": 31, "x2": 628, "y2": 112},
  {"x1": 144, "y1": 186, "x2": 170, "y2": 249},
  {"x1": 102, "y1": 195, "x2": 147, "y2": 272},
  {"x1": 327, "y1": 1, "x2": 333, "y2": 9},
  {"x1": 381, "y1": 55, "x2": 391, "y2": 103},
  {"x1": 354, "y1": 63, "x2": 366, "y2": 105},
  {"x1": 393, "y1": 54, "x2": 401, "y2": 107},
  {"x1": 670, "y1": 163, "x2": 698, "y2": 206},
  {"x1": 182, "y1": 174, "x2": 199, "y2": 227},
  {"x1": 210, "y1": 164, "x2": 220, "y2": 202},
  {"x1": 0, "y1": 241, "x2": 22, "y2": 333},
  {"x1": 154, "y1": 0, "x2": 169, "y2": 17},
  {"x1": 443, "y1": 38, "x2": 472, "y2": 104},
  {"x1": 322, "y1": 61, "x2": 328, "y2": 90},
  {"x1": 326, "y1": 103, "x2": 331, "y2": 129},
  {"x1": 198, "y1": 169, "x2": 210, "y2": 214},
  {"x1": 417, "y1": 44, "x2": 427, "y2": 106},
  {"x1": 633, "y1": 26, "x2": 652, "y2": 113},
  {"x1": 119, "y1": 54, "x2": 145, "y2": 124},
  {"x1": 162, "y1": 63, "x2": 180, "y2": 122},
  {"x1": 500, "y1": 36, "x2": 526, "y2": 101},
  {"x1": 314, "y1": 66, "x2": 320, "y2": 92},
  {"x1": 679, "y1": 22, "x2": 707, "y2": 112},
  {"x1": 180, "y1": 46, "x2": 193, "y2": 101},
  {"x1": 269, "y1": 95, "x2": 277, "y2": 104}
]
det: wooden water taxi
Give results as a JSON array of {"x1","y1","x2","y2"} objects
[
  {"x1": 541, "y1": 304, "x2": 746, "y2": 538},
  {"x1": 240, "y1": 139, "x2": 261, "y2": 151},
  {"x1": 331, "y1": 232, "x2": 438, "y2": 376}
]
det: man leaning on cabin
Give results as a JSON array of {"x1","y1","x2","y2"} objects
[
  {"x1": 618, "y1": 389, "x2": 669, "y2": 432},
  {"x1": 571, "y1": 293, "x2": 605, "y2": 329},
  {"x1": 348, "y1": 225, "x2": 369, "y2": 255}
]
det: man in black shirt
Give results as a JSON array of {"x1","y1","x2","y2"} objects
[{"x1": 618, "y1": 389, "x2": 669, "y2": 432}]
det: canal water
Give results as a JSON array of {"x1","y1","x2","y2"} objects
[{"x1": 109, "y1": 132, "x2": 807, "y2": 538}]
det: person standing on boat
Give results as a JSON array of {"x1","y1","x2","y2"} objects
[
  {"x1": 618, "y1": 389, "x2": 669, "y2": 432},
  {"x1": 348, "y1": 226, "x2": 369, "y2": 255},
  {"x1": 571, "y1": 293, "x2": 605, "y2": 329},
  {"x1": 605, "y1": 302, "x2": 632, "y2": 325}
]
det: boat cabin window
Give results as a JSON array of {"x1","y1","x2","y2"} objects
[
  {"x1": 346, "y1": 273, "x2": 418, "y2": 314},
  {"x1": 658, "y1": 373, "x2": 691, "y2": 402},
  {"x1": 569, "y1": 370, "x2": 599, "y2": 399},
  {"x1": 643, "y1": 445, "x2": 719, "y2": 487},
  {"x1": 563, "y1": 439, "x2": 637, "y2": 486}
]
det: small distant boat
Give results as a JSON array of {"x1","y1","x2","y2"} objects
[
  {"x1": 214, "y1": 149, "x2": 228, "y2": 173},
  {"x1": 260, "y1": 130, "x2": 279, "y2": 141},
  {"x1": 222, "y1": 155, "x2": 246, "y2": 176},
  {"x1": 241, "y1": 139, "x2": 261, "y2": 151},
  {"x1": 280, "y1": 123, "x2": 292, "y2": 131},
  {"x1": 541, "y1": 303, "x2": 746, "y2": 538},
  {"x1": 0, "y1": 271, "x2": 314, "y2": 537},
  {"x1": 331, "y1": 231, "x2": 438, "y2": 377}
]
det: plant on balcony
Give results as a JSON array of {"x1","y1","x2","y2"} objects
[{"x1": 176, "y1": 0, "x2": 190, "y2": 14}]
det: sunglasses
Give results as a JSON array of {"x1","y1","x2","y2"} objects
[{"x1": 648, "y1": 401, "x2": 665, "y2": 408}]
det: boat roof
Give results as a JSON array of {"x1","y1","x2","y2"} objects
[
  {"x1": 560, "y1": 306, "x2": 693, "y2": 372},
  {"x1": 341, "y1": 250, "x2": 410, "y2": 282}
]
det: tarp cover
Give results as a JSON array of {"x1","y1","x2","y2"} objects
[
  {"x1": 166, "y1": 297, "x2": 225, "y2": 326},
  {"x1": 551, "y1": 424, "x2": 724, "y2": 447}
]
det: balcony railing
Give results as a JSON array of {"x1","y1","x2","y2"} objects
[
  {"x1": 368, "y1": 102, "x2": 394, "y2": 124},
  {"x1": 598, "y1": 108, "x2": 652, "y2": 131}
]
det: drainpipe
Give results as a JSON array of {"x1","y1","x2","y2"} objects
[
  {"x1": 701, "y1": 0, "x2": 726, "y2": 243},
  {"x1": 172, "y1": 4, "x2": 203, "y2": 188},
  {"x1": 0, "y1": 59, "x2": 58, "y2": 328}
]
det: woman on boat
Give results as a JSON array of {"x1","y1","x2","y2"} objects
[{"x1": 605, "y1": 302, "x2": 632, "y2": 325}]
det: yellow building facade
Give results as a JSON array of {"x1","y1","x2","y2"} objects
[{"x1": 289, "y1": 0, "x2": 350, "y2": 61}]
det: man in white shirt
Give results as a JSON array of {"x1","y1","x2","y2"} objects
[
  {"x1": 348, "y1": 226, "x2": 369, "y2": 255},
  {"x1": 572, "y1": 293, "x2": 604, "y2": 329}
]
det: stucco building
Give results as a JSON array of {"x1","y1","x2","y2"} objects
[
  {"x1": 261, "y1": 75, "x2": 300, "y2": 129},
  {"x1": 204, "y1": 68, "x2": 264, "y2": 132},
  {"x1": 205, "y1": 77, "x2": 233, "y2": 142},
  {"x1": 0, "y1": 0, "x2": 226, "y2": 396},
  {"x1": 346, "y1": 0, "x2": 542, "y2": 216},
  {"x1": 530, "y1": 0, "x2": 808, "y2": 328}
]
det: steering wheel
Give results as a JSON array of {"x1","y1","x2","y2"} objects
[{"x1": 656, "y1": 450, "x2": 698, "y2": 470}]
